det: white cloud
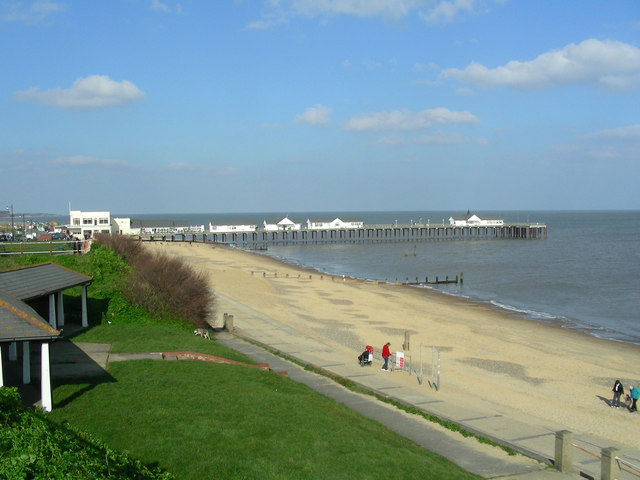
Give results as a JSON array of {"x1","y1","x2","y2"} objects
[
  {"x1": 343, "y1": 107, "x2": 478, "y2": 132},
  {"x1": 441, "y1": 39, "x2": 640, "y2": 91},
  {"x1": 247, "y1": 0, "x2": 482, "y2": 29},
  {"x1": 583, "y1": 124, "x2": 640, "y2": 141},
  {"x1": 53, "y1": 155, "x2": 131, "y2": 167},
  {"x1": 151, "y1": 0, "x2": 171, "y2": 13},
  {"x1": 244, "y1": 15, "x2": 287, "y2": 30},
  {"x1": 342, "y1": 59, "x2": 352, "y2": 68},
  {"x1": 362, "y1": 59, "x2": 382, "y2": 70},
  {"x1": 1, "y1": 0, "x2": 67, "y2": 24},
  {"x1": 419, "y1": 0, "x2": 475, "y2": 24},
  {"x1": 413, "y1": 61, "x2": 438, "y2": 72},
  {"x1": 414, "y1": 131, "x2": 467, "y2": 144},
  {"x1": 294, "y1": 104, "x2": 332, "y2": 125},
  {"x1": 164, "y1": 164, "x2": 238, "y2": 175},
  {"x1": 13, "y1": 75, "x2": 146, "y2": 110},
  {"x1": 376, "y1": 134, "x2": 406, "y2": 145},
  {"x1": 289, "y1": 0, "x2": 424, "y2": 20}
]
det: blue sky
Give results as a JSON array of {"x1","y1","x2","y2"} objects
[{"x1": 1, "y1": 0, "x2": 639, "y2": 215}]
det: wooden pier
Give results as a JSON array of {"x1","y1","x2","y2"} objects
[{"x1": 140, "y1": 222, "x2": 547, "y2": 247}]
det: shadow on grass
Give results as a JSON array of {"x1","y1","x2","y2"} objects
[
  {"x1": 54, "y1": 374, "x2": 117, "y2": 409},
  {"x1": 4, "y1": 339, "x2": 116, "y2": 410},
  {"x1": 51, "y1": 339, "x2": 117, "y2": 409}
]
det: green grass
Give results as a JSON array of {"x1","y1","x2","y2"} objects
[
  {"x1": 69, "y1": 322, "x2": 253, "y2": 363},
  {"x1": 50, "y1": 360, "x2": 481, "y2": 480}
]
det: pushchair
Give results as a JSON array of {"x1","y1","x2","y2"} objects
[{"x1": 358, "y1": 345, "x2": 374, "y2": 367}]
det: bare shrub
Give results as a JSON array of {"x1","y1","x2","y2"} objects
[
  {"x1": 94, "y1": 234, "x2": 144, "y2": 264},
  {"x1": 129, "y1": 250, "x2": 214, "y2": 328},
  {"x1": 94, "y1": 234, "x2": 215, "y2": 328}
]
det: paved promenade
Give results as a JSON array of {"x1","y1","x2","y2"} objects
[{"x1": 211, "y1": 292, "x2": 640, "y2": 480}]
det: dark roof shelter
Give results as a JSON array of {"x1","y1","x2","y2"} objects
[
  {"x1": 0, "y1": 262, "x2": 92, "y2": 329},
  {"x1": 0, "y1": 290, "x2": 61, "y2": 342},
  {"x1": 0, "y1": 290, "x2": 61, "y2": 412},
  {"x1": 0, "y1": 262, "x2": 92, "y2": 412},
  {"x1": 0, "y1": 262, "x2": 92, "y2": 301}
]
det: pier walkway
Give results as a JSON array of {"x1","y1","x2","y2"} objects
[{"x1": 141, "y1": 222, "x2": 548, "y2": 247}]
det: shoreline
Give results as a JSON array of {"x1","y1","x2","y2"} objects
[
  {"x1": 148, "y1": 241, "x2": 640, "y2": 451},
  {"x1": 249, "y1": 246, "x2": 640, "y2": 347}
]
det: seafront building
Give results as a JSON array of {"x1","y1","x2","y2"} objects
[
  {"x1": 263, "y1": 216, "x2": 301, "y2": 231},
  {"x1": 67, "y1": 210, "x2": 111, "y2": 238},
  {"x1": 306, "y1": 217, "x2": 364, "y2": 229},
  {"x1": 448, "y1": 213, "x2": 504, "y2": 227},
  {"x1": 209, "y1": 220, "x2": 258, "y2": 234}
]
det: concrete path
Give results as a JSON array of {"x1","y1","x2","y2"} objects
[{"x1": 211, "y1": 292, "x2": 640, "y2": 480}]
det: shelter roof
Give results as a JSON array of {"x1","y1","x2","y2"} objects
[
  {"x1": 0, "y1": 290, "x2": 60, "y2": 343},
  {"x1": 0, "y1": 262, "x2": 92, "y2": 301}
]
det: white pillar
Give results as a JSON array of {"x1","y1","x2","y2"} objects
[
  {"x1": 0, "y1": 345, "x2": 4, "y2": 386},
  {"x1": 23, "y1": 341, "x2": 31, "y2": 384},
  {"x1": 57, "y1": 291, "x2": 65, "y2": 327},
  {"x1": 81, "y1": 285, "x2": 88, "y2": 327},
  {"x1": 48, "y1": 294, "x2": 57, "y2": 329},
  {"x1": 9, "y1": 342, "x2": 17, "y2": 361},
  {"x1": 41, "y1": 343, "x2": 52, "y2": 413}
]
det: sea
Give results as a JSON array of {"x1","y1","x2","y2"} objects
[{"x1": 39, "y1": 210, "x2": 640, "y2": 345}]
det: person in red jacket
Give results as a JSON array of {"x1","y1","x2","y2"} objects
[{"x1": 381, "y1": 342, "x2": 391, "y2": 371}]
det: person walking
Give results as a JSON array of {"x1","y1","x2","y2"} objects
[
  {"x1": 381, "y1": 342, "x2": 391, "y2": 371},
  {"x1": 612, "y1": 380, "x2": 624, "y2": 408},
  {"x1": 630, "y1": 386, "x2": 639, "y2": 412}
]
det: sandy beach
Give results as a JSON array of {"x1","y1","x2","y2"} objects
[{"x1": 147, "y1": 241, "x2": 640, "y2": 451}]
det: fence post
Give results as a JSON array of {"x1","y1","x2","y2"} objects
[
  {"x1": 601, "y1": 447, "x2": 621, "y2": 480},
  {"x1": 436, "y1": 351, "x2": 440, "y2": 390},
  {"x1": 223, "y1": 314, "x2": 234, "y2": 332},
  {"x1": 417, "y1": 344, "x2": 423, "y2": 385},
  {"x1": 554, "y1": 430, "x2": 574, "y2": 473}
]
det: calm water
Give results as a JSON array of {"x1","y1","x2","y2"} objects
[{"x1": 43, "y1": 210, "x2": 640, "y2": 344}]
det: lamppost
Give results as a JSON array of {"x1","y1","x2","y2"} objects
[{"x1": 5, "y1": 205, "x2": 13, "y2": 240}]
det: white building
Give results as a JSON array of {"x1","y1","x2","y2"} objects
[
  {"x1": 263, "y1": 216, "x2": 301, "y2": 231},
  {"x1": 68, "y1": 210, "x2": 111, "y2": 238},
  {"x1": 209, "y1": 220, "x2": 258, "y2": 233},
  {"x1": 449, "y1": 213, "x2": 504, "y2": 227},
  {"x1": 112, "y1": 217, "x2": 138, "y2": 235},
  {"x1": 306, "y1": 217, "x2": 364, "y2": 229}
]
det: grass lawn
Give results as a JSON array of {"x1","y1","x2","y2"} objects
[
  {"x1": 49, "y1": 358, "x2": 481, "y2": 480},
  {"x1": 69, "y1": 322, "x2": 254, "y2": 363}
]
